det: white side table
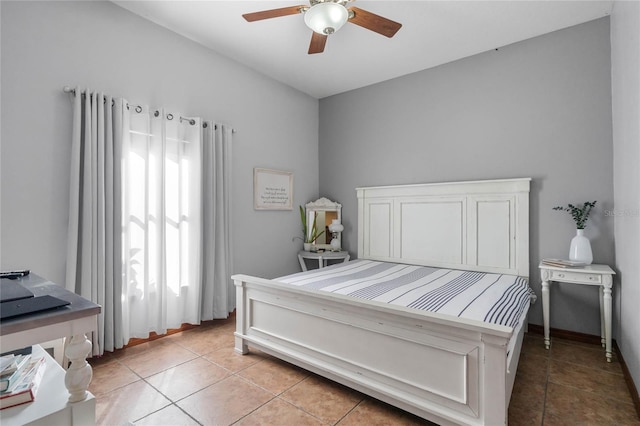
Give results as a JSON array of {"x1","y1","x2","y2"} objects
[
  {"x1": 539, "y1": 262, "x2": 616, "y2": 362},
  {"x1": 298, "y1": 250, "x2": 350, "y2": 271},
  {"x1": 0, "y1": 274, "x2": 100, "y2": 425}
]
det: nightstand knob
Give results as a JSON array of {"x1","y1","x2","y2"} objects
[
  {"x1": 558, "y1": 273, "x2": 565, "y2": 278},
  {"x1": 589, "y1": 276, "x2": 594, "y2": 280}
]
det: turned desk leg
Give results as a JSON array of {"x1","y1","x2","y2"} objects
[
  {"x1": 64, "y1": 334, "x2": 93, "y2": 403},
  {"x1": 603, "y1": 277, "x2": 613, "y2": 363},
  {"x1": 541, "y1": 275, "x2": 551, "y2": 350}
]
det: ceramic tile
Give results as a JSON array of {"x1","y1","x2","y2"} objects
[
  {"x1": 176, "y1": 375, "x2": 273, "y2": 425},
  {"x1": 95, "y1": 380, "x2": 171, "y2": 426},
  {"x1": 237, "y1": 357, "x2": 309, "y2": 394},
  {"x1": 515, "y1": 352, "x2": 549, "y2": 384},
  {"x1": 88, "y1": 351, "x2": 119, "y2": 367},
  {"x1": 120, "y1": 340, "x2": 198, "y2": 378},
  {"x1": 203, "y1": 346, "x2": 267, "y2": 373},
  {"x1": 544, "y1": 382, "x2": 640, "y2": 425},
  {"x1": 106, "y1": 340, "x2": 162, "y2": 361},
  {"x1": 169, "y1": 326, "x2": 235, "y2": 355},
  {"x1": 235, "y1": 397, "x2": 325, "y2": 426},
  {"x1": 134, "y1": 404, "x2": 200, "y2": 425},
  {"x1": 337, "y1": 399, "x2": 431, "y2": 425},
  {"x1": 145, "y1": 356, "x2": 231, "y2": 401},
  {"x1": 508, "y1": 378, "x2": 545, "y2": 426},
  {"x1": 551, "y1": 340, "x2": 623, "y2": 375},
  {"x1": 89, "y1": 360, "x2": 140, "y2": 396},
  {"x1": 521, "y1": 332, "x2": 551, "y2": 358},
  {"x1": 552, "y1": 336, "x2": 608, "y2": 350},
  {"x1": 549, "y1": 359, "x2": 634, "y2": 405},
  {"x1": 281, "y1": 375, "x2": 364, "y2": 424}
]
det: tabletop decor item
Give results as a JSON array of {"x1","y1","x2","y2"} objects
[
  {"x1": 299, "y1": 205, "x2": 324, "y2": 251},
  {"x1": 553, "y1": 201, "x2": 597, "y2": 264},
  {"x1": 328, "y1": 219, "x2": 344, "y2": 251}
]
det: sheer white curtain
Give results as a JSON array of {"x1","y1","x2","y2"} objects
[
  {"x1": 66, "y1": 88, "x2": 233, "y2": 355},
  {"x1": 122, "y1": 107, "x2": 204, "y2": 337}
]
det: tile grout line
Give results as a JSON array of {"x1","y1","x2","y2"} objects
[
  {"x1": 333, "y1": 398, "x2": 366, "y2": 425},
  {"x1": 227, "y1": 370, "x2": 322, "y2": 425},
  {"x1": 540, "y1": 344, "x2": 551, "y2": 425},
  {"x1": 546, "y1": 357, "x2": 636, "y2": 406}
]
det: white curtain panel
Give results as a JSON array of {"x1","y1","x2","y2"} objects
[
  {"x1": 123, "y1": 107, "x2": 204, "y2": 338},
  {"x1": 201, "y1": 122, "x2": 234, "y2": 319},
  {"x1": 66, "y1": 88, "x2": 126, "y2": 355},
  {"x1": 67, "y1": 90, "x2": 233, "y2": 355}
]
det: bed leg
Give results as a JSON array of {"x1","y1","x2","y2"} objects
[
  {"x1": 234, "y1": 279, "x2": 249, "y2": 355},
  {"x1": 235, "y1": 336, "x2": 248, "y2": 355}
]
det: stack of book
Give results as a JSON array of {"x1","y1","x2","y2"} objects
[
  {"x1": 0, "y1": 352, "x2": 46, "y2": 410},
  {"x1": 541, "y1": 258, "x2": 587, "y2": 268}
]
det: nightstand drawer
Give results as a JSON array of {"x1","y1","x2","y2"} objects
[{"x1": 550, "y1": 270, "x2": 602, "y2": 284}]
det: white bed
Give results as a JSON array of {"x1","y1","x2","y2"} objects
[{"x1": 232, "y1": 178, "x2": 532, "y2": 425}]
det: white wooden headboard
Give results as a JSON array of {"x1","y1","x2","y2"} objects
[{"x1": 356, "y1": 178, "x2": 531, "y2": 278}]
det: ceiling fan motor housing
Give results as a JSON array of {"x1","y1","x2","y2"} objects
[{"x1": 304, "y1": 0, "x2": 350, "y2": 35}]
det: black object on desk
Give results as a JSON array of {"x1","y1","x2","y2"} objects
[
  {"x1": 0, "y1": 280, "x2": 35, "y2": 303},
  {"x1": 0, "y1": 295, "x2": 70, "y2": 320},
  {"x1": 0, "y1": 270, "x2": 30, "y2": 280}
]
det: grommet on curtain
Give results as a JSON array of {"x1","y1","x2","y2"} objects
[
  {"x1": 167, "y1": 113, "x2": 174, "y2": 120},
  {"x1": 154, "y1": 110, "x2": 160, "y2": 117},
  {"x1": 180, "y1": 117, "x2": 196, "y2": 126},
  {"x1": 135, "y1": 106, "x2": 142, "y2": 113},
  {"x1": 203, "y1": 123, "x2": 208, "y2": 128}
]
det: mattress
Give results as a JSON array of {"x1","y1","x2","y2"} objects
[{"x1": 278, "y1": 259, "x2": 533, "y2": 330}]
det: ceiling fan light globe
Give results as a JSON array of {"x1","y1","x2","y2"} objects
[{"x1": 304, "y1": 2, "x2": 348, "y2": 36}]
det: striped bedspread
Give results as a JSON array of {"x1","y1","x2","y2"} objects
[{"x1": 277, "y1": 259, "x2": 533, "y2": 329}]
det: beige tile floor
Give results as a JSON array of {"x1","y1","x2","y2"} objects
[{"x1": 89, "y1": 318, "x2": 640, "y2": 425}]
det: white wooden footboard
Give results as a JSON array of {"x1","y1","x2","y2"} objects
[{"x1": 233, "y1": 274, "x2": 519, "y2": 426}]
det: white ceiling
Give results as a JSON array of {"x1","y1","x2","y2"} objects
[{"x1": 113, "y1": 1, "x2": 614, "y2": 99}]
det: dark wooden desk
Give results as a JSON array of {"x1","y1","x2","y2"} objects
[
  {"x1": 0, "y1": 274, "x2": 100, "y2": 425},
  {"x1": 1, "y1": 273, "x2": 100, "y2": 337}
]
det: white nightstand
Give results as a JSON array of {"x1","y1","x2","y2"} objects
[
  {"x1": 539, "y1": 262, "x2": 616, "y2": 362},
  {"x1": 298, "y1": 250, "x2": 350, "y2": 271}
]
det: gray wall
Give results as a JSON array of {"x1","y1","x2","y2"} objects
[
  {"x1": 0, "y1": 1, "x2": 319, "y2": 289},
  {"x1": 319, "y1": 18, "x2": 615, "y2": 336},
  {"x1": 611, "y1": 0, "x2": 640, "y2": 396}
]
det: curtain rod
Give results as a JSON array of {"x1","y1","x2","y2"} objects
[{"x1": 62, "y1": 86, "x2": 235, "y2": 132}]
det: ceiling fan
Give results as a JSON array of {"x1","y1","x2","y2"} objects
[{"x1": 242, "y1": 0, "x2": 402, "y2": 54}]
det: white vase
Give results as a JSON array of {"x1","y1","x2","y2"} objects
[
  {"x1": 569, "y1": 229, "x2": 593, "y2": 264},
  {"x1": 303, "y1": 242, "x2": 312, "y2": 251}
]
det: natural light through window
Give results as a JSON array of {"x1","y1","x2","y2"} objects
[{"x1": 124, "y1": 111, "x2": 195, "y2": 303}]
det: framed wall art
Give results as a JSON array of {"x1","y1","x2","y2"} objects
[{"x1": 253, "y1": 168, "x2": 293, "y2": 210}]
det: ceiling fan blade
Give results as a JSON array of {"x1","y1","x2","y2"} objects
[
  {"x1": 348, "y1": 6, "x2": 402, "y2": 38},
  {"x1": 242, "y1": 6, "x2": 306, "y2": 22},
  {"x1": 308, "y1": 32, "x2": 327, "y2": 54}
]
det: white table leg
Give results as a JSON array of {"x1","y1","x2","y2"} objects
[
  {"x1": 318, "y1": 256, "x2": 324, "y2": 268},
  {"x1": 64, "y1": 334, "x2": 93, "y2": 403},
  {"x1": 603, "y1": 277, "x2": 613, "y2": 362},
  {"x1": 541, "y1": 276, "x2": 551, "y2": 350},
  {"x1": 599, "y1": 286, "x2": 606, "y2": 348},
  {"x1": 298, "y1": 254, "x2": 307, "y2": 271}
]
